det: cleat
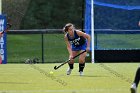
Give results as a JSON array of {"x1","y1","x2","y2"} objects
[
  {"x1": 130, "y1": 83, "x2": 137, "y2": 93},
  {"x1": 79, "y1": 71, "x2": 84, "y2": 76},
  {"x1": 67, "y1": 68, "x2": 72, "y2": 75}
]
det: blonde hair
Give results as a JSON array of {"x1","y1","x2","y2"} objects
[{"x1": 63, "y1": 23, "x2": 74, "y2": 32}]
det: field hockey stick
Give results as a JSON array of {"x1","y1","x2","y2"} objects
[
  {"x1": 1, "y1": 17, "x2": 12, "y2": 34},
  {"x1": 54, "y1": 50, "x2": 86, "y2": 70}
]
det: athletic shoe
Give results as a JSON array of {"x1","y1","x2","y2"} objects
[
  {"x1": 67, "y1": 68, "x2": 72, "y2": 75},
  {"x1": 79, "y1": 71, "x2": 84, "y2": 76},
  {"x1": 130, "y1": 83, "x2": 137, "y2": 93}
]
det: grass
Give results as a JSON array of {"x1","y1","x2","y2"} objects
[
  {"x1": 0, "y1": 63, "x2": 139, "y2": 93},
  {"x1": 7, "y1": 34, "x2": 68, "y2": 63},
  {"x1": 97, "y1": 34, "x2": 140, "y2": 49}
]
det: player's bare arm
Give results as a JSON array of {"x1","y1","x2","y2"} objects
[
  {"x1": 64, "y1": 35, "x2": 73, "y2": 58},
  {"x1": 76, "y1": 30, "x2": 91, "y2": 52}
]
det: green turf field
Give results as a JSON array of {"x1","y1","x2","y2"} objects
[
  {"x1": 0, "y1": 63, "x2": 139, "y2": 93},
  {"x1": 7, "y1": 34, "x2": 68, "y2": 63}
]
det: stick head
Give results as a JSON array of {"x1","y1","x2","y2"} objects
[{"x1": 54, "y1": 66, "x2": 57, "y2": 70}]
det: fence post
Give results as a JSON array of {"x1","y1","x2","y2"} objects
[{"x1": 41, "y1": 32, "x2": 44, "y2": 63}]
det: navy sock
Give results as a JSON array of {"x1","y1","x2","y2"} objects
[
  {"x1": 79, "y1": 63, "x2": 85, "y2": 72},
  {"x1": 68, "y1": 63, "x2": 74, "y2": 69}
]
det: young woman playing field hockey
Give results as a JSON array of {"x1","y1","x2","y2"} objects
[{"x1": 63, "y1": 23, "x2": 90, "y2": 76}]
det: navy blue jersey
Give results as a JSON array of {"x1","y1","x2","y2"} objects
[{"x1": 67, "y1": 30, "x2": 86, "y2": 48}]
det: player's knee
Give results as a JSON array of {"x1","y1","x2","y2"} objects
[
  {"x1": 79, "y1": 61, "x2": 85, "y2": 64},
  {"x1": 79, "y1": 55, "x2": 86, "y2": 62},
  {"x1": 79, "y1": 58, "x2": 85, "y2": 63}
]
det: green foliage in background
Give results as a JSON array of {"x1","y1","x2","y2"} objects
[
  {"x1": 21, "y1": 0, "x2": 83, "y2": 29},
  {"x1": 3, "y1": 0, "x2": 140, "y2": 29}
]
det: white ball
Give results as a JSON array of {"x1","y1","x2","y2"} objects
[{"x1": 49, "y1": 71, "x2": 53, "y2": 74}]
